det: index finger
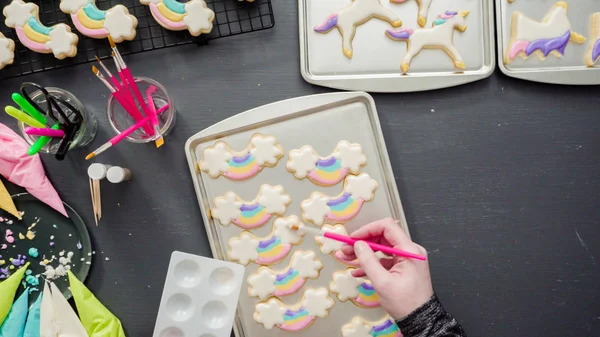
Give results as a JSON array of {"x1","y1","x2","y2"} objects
[{"x1": 350, "y1": 217, "x2": 412, "y2": 248}]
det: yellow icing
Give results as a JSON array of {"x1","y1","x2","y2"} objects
[
  {"x1": 157, "y1": 2, "x2": 185, "y2": 22},
  {"x1": 77, "y1": 9, "x2": 105, "y2": 29},
  {"x1": 23, "y1": 24, "x2": 50, "y2": 43}
]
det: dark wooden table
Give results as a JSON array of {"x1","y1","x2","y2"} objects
[{"x1": 1, "y1": 1, "x2": 599, "y2": 336}]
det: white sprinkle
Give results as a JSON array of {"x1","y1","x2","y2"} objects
[
  {"x1": 85, "y1": 261, "x2": 91, "y2": 265},
  {"x1": 50, "y1": 235, "x2": 54, "y2": 240},
  {"x1": 105, "y1": 257, "x2": 110, "y2": 261}
]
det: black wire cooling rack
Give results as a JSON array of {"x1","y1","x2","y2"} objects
[{"x1": 0, "y1": 0, "x2": 274, "y2": 79}]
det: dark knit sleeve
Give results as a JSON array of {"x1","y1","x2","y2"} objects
[{"x1": 395, "y1": 295, "x2": 466, "y2": 337}]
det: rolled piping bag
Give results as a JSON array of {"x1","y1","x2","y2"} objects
[
  {"x1": 0, "y1": 179, "x2": 21, "y2": 219},
  {"x1": 0, "y1": 263, "x2": 29, "y2": 326},
  {"x1": 39, "y1": 282, "x2": 87, "y2": 337},
  {"x1": 0, "y1": 123, "x2": 68, "y2": 217},
  {"x1": 23, "y1": 290, "x2": 41, "y2": 337},
  {"x1": 0, "y1": 288, "x2": 29, "y2": 337},
  {"x1": 68, "y1": 270, "x2": 126, "y2": 337}
]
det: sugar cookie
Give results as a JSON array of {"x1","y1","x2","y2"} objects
[
  {"x1": 314, "y1": 0, "x2": 403, "y2": 58},
  {"x1": 140, "y1": 0, "x2": 215, "y2": 37},
  {"x1": 0, "y1": 33, "x2": 15, "y2": 69},
  {"x1": 586, "y1": 13, "x2": 600, "y2": 67},
  {"x1": 342, "y1": 316, "x2": 402, "y2": 337},
  {"x1": 199, "y1": 134, "x2": 283, "y2": 180},
  {"x1": 247, "y1": 250, "x2": 323, "y2": 300},
  {"x1": 59, "y1": 0, "x2": 137, "y2": 42},
  {"x1": 228, "y1": 216, "x2": 305, "y2": 265},
  {"x1": 386, "y1": 10, "x2": 470, "y2": 74},
  {"x1": 330, "y1": 268, "x2": 380, "y2": 308},
  {"x1": 503, "y1": 1, "x2": 586, "y2": 65},
  {"x1": 211, "y1": 184, "x2": 291, "y2": 229},
  {"x1": 287, "y1": 141, "x2": 367, "y2": 187},
  {"x1": 390, "y1": 0, "x2": 432, "y2": 27},
  {"x1": 254, "y1": 288, "x2": 334, "y2": 331},
  {"x1": 301, "y1": 173, "x2": 378, "y2": 226},
  {"x1": 316, "y1": 224, "x2": 387, "y2": 267},
  {"x1": 3, "y1": 0, "x2": 78, "y2": 59}
]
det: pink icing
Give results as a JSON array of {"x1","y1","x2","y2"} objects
[
  {"x1": 71, "y1": 14, "x2": 108, "y2": 37},
  {"x1": 325, "y1": 199, "x2": 365, "y2": 222},
  {"x1": 256, "y1": 244, "x2": 291, "y2": 264},
  {"x1": 150, "y1": 3, "x2": 186, "y2": 29},
  {"x1": 307, "y1": 167, "x2": 348, "y2": 186},
  {"x1": 273, "y1": 278, "x2": 305, "y2": 297},
  {"x1": 232, "y1": 213, "x2": 271, "y2": 229},
  {"x1": 333, "y1": 250, "x2": 360, "y2": 267},
  {"x1": 16, "y1": 26, "x2": 50, "y2": 52},
  {"x1": 224, "y1": 164, "x2": 261, "y2": 180},
  {"x1": 354, "y1": 296, "x2": 380, "y2": 308},
  {"x1": 509, "y1": 40, "x2": 530, "y2": 59},
  {"x1": 279, "y1": 317, "x2": 315, "y2": 331}
]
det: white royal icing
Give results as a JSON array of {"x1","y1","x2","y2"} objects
[
  {"x1": 211, "y1": 191, "x2": 242, "y2": 225},
  {"x1": 514, "y1": 4, "x2": 571, "y2": 41},
  {"x1": 316, "y1": 224, "x2": 347, "y2": 254},
  {"x1": 302, "y1": 288, "x2": 334, "y2": 318},
  {"x1": 287, "y1": 146, "x2": 318, "y2": 179},
  {"x1": 46, "y1": 24, "x2": 78, "y2": 59},
  {"x1": 341, "y1": 317, "x2": 372, "y2": 337},
  {"x1": 247, "y1": 269, "x2": 277, "y2": 300},
  {"x1": 0, "y1": 34, "x2": 15, "y2": 69},
  {"x1": 59, "y1": 0, "x2": 87, "y2": 14},
  {"x1": 103, "y1": 5, "x2": 137, "y2": 42},
  {"x1": 332, "y1": 141, "x2": 367, "y2": 173},
  {"x1": 301, "y1": 193, "x2": 331, "y2": 226},
  {"x1": 228, "y1": 232, "x2": 259, "y2": 265},
  {"x1": 273, "y1": 216, "x2": 304, "y2": 244},
  {"x1": 250, "y1": 134, "x2": 284, "y2": 166},
  {"x1": 3, "y1": 0, "x2": 36, "y2": 27},
  {"x1": 200, "y1": 142, "x2": 233, "y2": 178},
  {"x1": 254, "y1": 299, "x2": 287, "y2": 329},
  {"x1": 183, "y1": 0, "x2": 215, "y2": 36},
  {"x1": 345, "y1": 173, "x2": 378, "y2": 201},
  {"x1": 257, "y1": 185, "x2": 291, "y2": 214},
  {"x1": 330, "y1": 269, "x2": 363, "y2": 301},
  {"x1": 292, "y1": 251, "x2": 323, "y2": 278}
]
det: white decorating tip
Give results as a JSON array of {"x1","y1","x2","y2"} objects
[{"x1": 87, "y1": 163, "x2": 112, "y2": 180}]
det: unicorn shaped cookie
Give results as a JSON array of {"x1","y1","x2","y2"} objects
[
  {"x1": 3, "y1": 0, "x2": 78, "y2": 59},
  {"x1": 386, "y1": 10, "x2": 470, "y2": 74},
  {"x1": 0, "y1": 33, "x2": 15, "y2": 69},
  {"x1": 503, "y1": 1, "x2": 586, "y2": 65},
  {"x1": 390, "y1": 0, "x2": 432, "y2": 27},
  {"x1": 314, "y1": 0, "x2": 403, "y2": 58},
  {"x1": 586, "y1": 13, "x2": 600, "y2": 67},
  {"x1": 59, "y1": 0, "x2": 138, "y2": 42},
  {"x1": 140, "y1": 0, "x2": 215, "y2": 36}
]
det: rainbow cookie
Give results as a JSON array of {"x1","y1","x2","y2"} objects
[
  {"x1": 247, "y1": 250, "x2": 323, "y2": 300},
  {"x1": 301, "y1": 173, "x2": 378, "y2": 226},
  {"x1": 210, "y1": 184, "x2": 291, "y2": 229},
  {"x1": 140, "y1": 0, "x2": 215, "y2": 37},
  {"x1": 199, "y1": 134, "x2": 283, "y2": 180},
  {"x1": 228, "y1": 216, "x2": 305, "y2": 265},
  {"x1": 389, "y1": 0, "x2": 432, "y2": 27},
  {"x1": 314, "y1": 0, "x2": 402, "y2": 58},
  {"x1": 59, "y1": 0, "x2": 137, "y2": 42},
  {"x1": 342, "y1": 316, "x2": 402, "y2": 337},
  {"x1": 254, "y1": 288, "x2": 334, "y2": 331},
  {"x1": 3, "y1": 0, "x2": 78, "y2": 59},
  {"x1": 586, "y1": 13, "x2": 600, "y2": 67},
  {"x1": 287, "y1": 141, "x2": 367, "y2": 187},
  {"x1": 503, "y1": 1, "x2": 586, "y2": 65},
  {"x1": 0, "y1": 33, "x2": 15, "y2": 70},
  {"x1": 316, "y1": 224, "x2": 387, "y2": 267},
  {"x1": 330, "y1": 268, "x2": 380, "y2": 308},
  {"x1": 386, "y1": 10, "x2": 470, "y2": 74}
]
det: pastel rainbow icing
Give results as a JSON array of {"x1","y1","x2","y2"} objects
[
  {"x1": 371, "y1": 319, "x2": 402, "y2": 337},
  {"x1": 307, "y1": 156, "x2": 349, "y2": 186},
  {"x1": 592, "y1": 39, "x2": 600, "y2": 65},
  {"x1": 150, "y1": 0, "x2": 187, "y2": 29},
  {"x1": 279, "y1": 308, "x2": 315, "y2": 331},
  {"x1": 225, "y1": 152, "x2": 261, "y2": 180},
  {"x1": 326, "y1": 193, "x2": 364, "y2": 222},
  {"x1": 16, "y1": 16, "x2": 53, "y2": 53},
  {"x1": 355, "y1": 282, "x2": 380, "y2": 308},
  {"x1": 509, "y1": 30, "x2": 571, "y2": 59},
  {"x1": 232, "y1": 203, "x2": 271, "y2": 228},
  {"x1": 71, "y1": 1, "x2": 108, "y2": 37},
  {"x1": 257, "y1": 236, "x2": 289, "y2": 265},
  {"x1": 273, "y1": 268, "x2": 305, "y2": 296}
]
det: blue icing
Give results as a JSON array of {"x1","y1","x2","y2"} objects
[
  {"x1": 316, "y1": 159, "x2": 341, "y2": 172},
  {"x1": 23, "y1": 293, "x2": 42, "y2": 337},
  {"x1": 240, "y1": 205, "x2": 264, "y2": 218},
  {"x1": 328, "y1": 196, "x2": 354, "y2": 211},
  {"x1": 164, "y1": 0, "x2": 186, "y2": 14},
  {"x1": 0, "y1": 289, "x2": 29, "y2": 337},
  {"x1": 83, "y1": 2, "x2": 106, "y2": 21},
  {"x1": 27, "y1": 17, "x2": 51, "y2": 35}
]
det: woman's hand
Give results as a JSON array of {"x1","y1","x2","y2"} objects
[{"x1": 338, "y1": 218, "x2": 433, "y2": 320}]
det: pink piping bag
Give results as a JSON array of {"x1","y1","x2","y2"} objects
[{"x1": 0, "y1": 123, "x2": 68, "y2": 217}]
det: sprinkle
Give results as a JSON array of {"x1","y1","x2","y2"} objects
[
  {"x1": 5, "y1": 229, "x2": 13, "y2": 236},
  {"x1": 43, "y1": 259, "x2": 49, "y2": 265},
  {"x1": 59, "y1": 251, "x2": 65, "y2": 257},
  {"x1": 26, "y1": 231, "x2": 35, "y2": 240},
  {"x1": 68, "y1": 234, "x2": 72, "y2": 237},
  {"x1": 25, "y1": 275, "x2": 39, "y2": 286},
  {"x1": 0, "y1": 260, "x2": 4, "y2": 266},
  {"x1": 0, "y1": 217, "x2": 3, "y2": 222},
  {"x1": 28, "y1": 248, "x2": 39, "y2": 258},
  {"x1": 18, "y1": 233, "x2": 25, "y2": 240},
  {"x1": 87, "y1": 253, "x2": 92, "y2": 256},
  {"x1": 26, "y1": 270, "x2": 32, "y2": 275},
  {"x1": 80, "y1": 258, "x2": 85, "y2": 261},
  {"x1": 52, "y1": 224, "x2": 57, "y2": 228},
  {"x1": 50, "y1": 235, "x2": 54, "y2": 240},
  {"x1": 85, "y1": 261, "x2": 91, "y2": 265},
  {"x1": 92, "y1": 251, "x2": 96, "y2": 255},
  {"x1": 1, "y1": 244, "x2": 6, "y2": 250},
  {"x1": 49, "y1": 242, "x2": 54, "y2": 247},
  {"x1": 6, "y1": 220, "x2": 12, "y2": 225},
  {"x1": 5, "y1": 236, "x2": 14, "y2": 244},
  {"x1": 76, "y1": 241, "x2": 82, "y2": 249},
  {"x1": 105, "y1": 257, "x2": 110, "y2": 261}
]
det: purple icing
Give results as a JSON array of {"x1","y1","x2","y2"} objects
[
  {"x1": 386, "y1": 29, "x2": 413, "y2": 40},
  {"x1": 231, "y1": 152, "x2": 252, "y2": 163},
  {"x1": 276, "y1": 268, "x2": 295, "y2": 282},
  {"x1": 316, "y1": 156, "x2": 337, "y2": 167},
  {"x1": 593, "y1": 39, "x2": 600, "y2": 63},
  {"x1": 445, "y1": 11, "x2": 458, "y2": 15},
  {"x1": 372, "y1": 319, "x2": 393, "y2": 332},
  {"x1": 240, "y1": 203, "x2": 260, "y2": 212},
  {"x1": 327, "y1": 193, "x2": 351, "y2": 207},
  {"x1": 314, "y1": 13, "x2": 338, "y2": 32},
  {"x1": 258, "y1": 236, "x2": 277, "y2": 249},
  {"x1": 526, "y1": 30, "x2": 570, "y2": 57},
  {"x1": 361, "y1": 283, "x2": 375, "y2": 290}
]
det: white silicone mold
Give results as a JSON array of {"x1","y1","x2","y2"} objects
[{"x1": 152, "y1": 251, "x2": 245, "y2": 337}]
